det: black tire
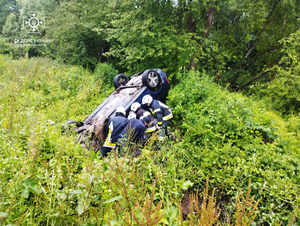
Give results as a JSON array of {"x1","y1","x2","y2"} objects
[
  {"x1": 142, "y1": 69, "x2": 161, "y2": 91},
  {"x1": 113, "y1": 74, "x2": 129, "y2": 89}
]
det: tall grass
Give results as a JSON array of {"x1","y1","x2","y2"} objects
[{"x1": 0, "y1": 55, "x2": 299, "y2": 225}]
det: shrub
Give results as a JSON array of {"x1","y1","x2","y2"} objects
[
  {"x1": 93, "y1": 62, "x2": 119, "y2": 86},
  {"x1": 166, "y1": 71, "x2": 300, "y2": 224}
]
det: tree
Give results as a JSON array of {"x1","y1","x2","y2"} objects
[
  {"x1": 209, "y1": 0, "x2": 300, "y2": 90},
  {"x1": 0, "y1": 0, "x2": 19, "y2": 36},
  {"x1": 250, "y1": 28, "x2": 300, "y2": 114},
  {"x1": 45, "y1": 0, "x2": 110, "y2": 70},
  {"x1": 2, "y1": 13, "x2": 19, "y2": 42},
  {"x1": 103, "y1": 0, "x2": 219, "y2": 77}
]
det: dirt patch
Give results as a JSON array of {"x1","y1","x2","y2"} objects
[
  {"x1": 181, "y1": 191, "x2": 202, "y2": 220},
  {"x1": 181, "y1": 190, "x2": 230, "y2": 221}
]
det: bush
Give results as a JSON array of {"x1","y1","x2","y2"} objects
[
  {"x1": 167, "y1": 71, "x2": 300, "y2": 223},
  {"x1": 0, "y1": 38, "x2": 11, "y2": 55},
  {"x1": 93, "y1": 62, "x2": 119, "y2": 86},
  {"x1": 250, "y1": 67, "x2": 300, "y2": 115}
]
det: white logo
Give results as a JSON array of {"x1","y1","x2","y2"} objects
[{"x1": 23, "y1": 12, "x2": 45, "y2": 34}]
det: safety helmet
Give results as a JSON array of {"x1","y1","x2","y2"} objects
[
  {"x1": 131, "y1": 102, "x2": 141, "y2": 112},
  {"x1": 127, "y1": 111, "x2": 136, "y2": 119},
  {"x1": 115, "y1": 106, "x2": 126, "y2": 116},
  {"x1": 142, "y1": 95, "x2": 153, "y2": 105}
]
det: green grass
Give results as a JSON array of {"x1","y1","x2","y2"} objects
[{"x1": 0, "y1": 55, "x2": 299, "y2": 225}]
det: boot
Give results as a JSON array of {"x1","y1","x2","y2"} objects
[{"x1": 158, "y1": 125, "x2": 166, "y2": 142}]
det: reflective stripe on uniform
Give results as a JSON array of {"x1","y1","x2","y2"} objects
[
  {"x1": 150, "y1": 108, "x2": 154, "y2": 114},
  {"x1": 103, "y1": 143, "x2": 116, "y2": 148},
  {"x1": 158, "y1": 137, "x2": 165, "y2": 141},
  {"x1": 158, "y1": 101, "x2": 169, "y2": 108},
  {"x1": 104, "y1": 122, "x2": 114, "y2": 146},
  {"x1": 157, "y1": 121, "x2": 162, "y2": 125},
  {"x1": 145, "y1": 126, "x2": 157, "y2": 133},
  {"x1": 153, "y1": 108, "x2": 160, "y2": 113},
  {"x1": 163, "y1": 111, "x2": 173, "y2": 121}
]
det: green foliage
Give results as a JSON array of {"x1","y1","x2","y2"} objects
[
  {"x1": 208, "y1": 0, "x2": 300, "y2": 89},
  {"x1": 167, "y1": 71, "x2": 300, "y2": 223},
  {"x1": 0, "y1": 37, "x2": 11, "y2": 54},
  {"x1": 93, "y1": 62, "x2": 119, "y2": 86},
  {"x1": 0, "y1": 0, "x2": 19, "y2": 35},
  {"x1": 103, "y1": 0, "x2": 209, "y2": 77},
  {"x1": 1, "y1": 0, "x2": 299, "y2": 94},
  {"x1": 251, "y1": 69, "x2": 300, "y2": 114},
  {"x1": 0, "y1": 55, "x2": 110, "y2": 224},
  {"x1": 249, "y1": 28, "x2": 300, "y2": 114},
  {"x1": 45, "y1": 0, "x2": 109, "y2": 70},
  {"x1": 2, "y1": 13, "x2": 19, "y2": 42},
  {"x1": 0, "y1": 55, "x2": 299, "y2": 225}
]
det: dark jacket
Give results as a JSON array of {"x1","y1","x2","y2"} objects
[
  {"x1": 104, "y1": 113, "x2": 129, "y2": 144},
  {"x1": 149, "y1": 99, "x2": 172, "y2": 125},
  {"x1": 119, "y1": 118, "x2": 146, "y2": 143}
]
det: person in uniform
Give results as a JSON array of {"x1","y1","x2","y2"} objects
[
  {"x1": 142, "y1": 95, "x2": 173, "y2": 142},
  {"x1": 100, "y1": 107, "x2": 128, "y2": 157},
  {"x1": 118, "y1": 117, "x2": 151, "y2": 156}
]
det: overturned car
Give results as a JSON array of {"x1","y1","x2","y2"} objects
[{"x1": 64, "y1": 69, "x2": 170, "y2": 152}]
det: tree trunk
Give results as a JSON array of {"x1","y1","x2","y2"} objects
[
  {"x1": 190, "y1": 1, "x2": 216, "y2": 71},
  {"x1": 203, "y1": 1, "x2": 216, "y2": 39},
  {"x1": 236, "y1": 59, "x2": 289, "y2": 91},
  {"x1": 229, "y1": 0, "x2": 282, "y2": 87}
]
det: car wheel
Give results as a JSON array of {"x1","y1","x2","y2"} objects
[
  {"x1": 113, "y1": 74, "x2": 129, "y2": 89},
  {"x1": 61, "y1": 120, "x2": 83, "y2": 134},
  {"x1": 142, "y1": 69, "x2": 161, "y2": 91}
]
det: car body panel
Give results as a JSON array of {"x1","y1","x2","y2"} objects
[
  {"x1": 71, "y1": 69, "x2": 170, "y2": 149},
  {"x1": 69, "y1": 69, "x2": 170, "y2": 152},
  {"x1": 80, "y1": 69, "x2": 169, "y2": 127}
]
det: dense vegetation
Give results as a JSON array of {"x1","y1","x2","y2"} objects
[
  {"x1": 0, "y1": 55, "x2": 299, "y2": 225},
  {"x1": 0, "y1": 0, "x2": 300, "y2": 225},
  {"x1": 1, "y1": 0, "x2": 300, "y2": 112}
]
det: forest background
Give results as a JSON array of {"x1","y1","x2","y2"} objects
[{"x1": 0, "y1": 0, "x2": 300, "y2": 225}]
